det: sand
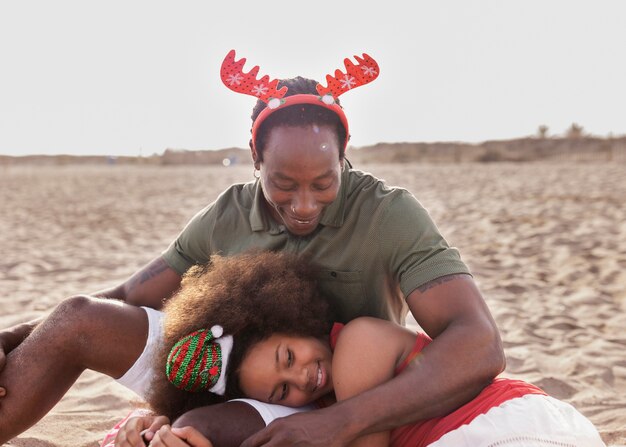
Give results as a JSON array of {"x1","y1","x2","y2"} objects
[{"x1": 1, "y1": 162, "x2": 624, "y2": 446}]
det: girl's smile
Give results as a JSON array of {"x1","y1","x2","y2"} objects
[{"x1": 237, "y1": 333, "x2": 334, "y2": 408}]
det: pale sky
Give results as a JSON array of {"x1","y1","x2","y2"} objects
[{"x1": 1, "y1": 1, "x2": 624, "y2": 157}]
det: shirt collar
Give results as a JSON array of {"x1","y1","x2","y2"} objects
[{"x1": 250, "y1": 180, "x2": 279, "y2": 233}]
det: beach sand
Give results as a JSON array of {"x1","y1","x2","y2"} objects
[{"x1": 1, "y1": 162, "x2": 624, "y2": 446}]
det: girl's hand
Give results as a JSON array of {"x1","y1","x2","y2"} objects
[
  {"x1": 114, "y1": 414, "x2": 170, "y2": 447},
  {"x1": 149, "y1": 425, "x2": 214, "y2": 447}
]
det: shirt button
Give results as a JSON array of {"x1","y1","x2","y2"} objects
[{"x1": 331, "y1": 271, "x2": 337, "y2": 277}]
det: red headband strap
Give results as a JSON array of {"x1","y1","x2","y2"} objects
[
  {"x1": 220, "y1": 50, "x2": 379, "y2": 150},
  {"x1": 251, "y1": 94, "x2": 350, "y2": 150}
]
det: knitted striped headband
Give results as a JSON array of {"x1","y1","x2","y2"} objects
[
  {"x1": 220, "y1": 50, "x2": 380, "y2": 151},
  {"x1": 166, "y1": 325, "x2": 233, "y2": 395}
]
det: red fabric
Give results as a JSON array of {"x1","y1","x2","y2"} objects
[
  {"x1": 390, "y1": 378, "x2": 546, "y2": 447},
  {"x1": 329, "y1": 323, "x2": 547, "y2": 447},
  {"x1": 329, "y1": 322, "x2": 344, "y2": 347},
  {"x1": 393, "y1": 333, "x2": 430, "y2": 375}
]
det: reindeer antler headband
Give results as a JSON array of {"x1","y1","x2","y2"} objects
[{"x1": 220, "y1": 50, "x2": 379, "y2": 150}]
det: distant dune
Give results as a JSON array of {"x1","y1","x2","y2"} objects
[{"x1": 2, "y1": 136, "x2": 625, "y2": 166}]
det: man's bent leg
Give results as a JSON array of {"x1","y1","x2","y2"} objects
[{"x1": 0, "y1": 295, "x2": 148, "y2": 443}]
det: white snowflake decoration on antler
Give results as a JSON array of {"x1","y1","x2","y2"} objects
[
  {"x1": 340, "y1": 75, "x2": 356, "y2": 90},
  {"x1": 251, "y1": 84, "x2": 269, "y2": 97},
  {"x1": 227, "y1": 73, "x2": 243, "y2": 86},
  {"x1": 361, "y1": 66, "x2": 377, "y2": 77}
]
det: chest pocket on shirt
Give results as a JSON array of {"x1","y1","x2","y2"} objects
[{"x1": 317, "y1": 270, "x2": 367, "y2": 323}]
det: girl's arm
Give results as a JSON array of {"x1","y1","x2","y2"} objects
[{"x1": 332, "y1": 317, "x2": 419, "y2": 447}]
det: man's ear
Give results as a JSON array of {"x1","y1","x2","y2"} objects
[{"x1": 249, "y1": 139, "x2": 260, "y2": 169}]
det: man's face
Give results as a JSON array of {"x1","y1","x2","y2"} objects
[{"x1": 257, "y1": 125, "x2": 343, "y2": 237}]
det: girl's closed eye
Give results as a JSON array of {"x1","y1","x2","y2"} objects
[
  {"x1": 287, "y1": 349, "x2": 294, "y2": 367},
  {"x1": 279, "y1": 383, "x2": 289, "y2": 401}
]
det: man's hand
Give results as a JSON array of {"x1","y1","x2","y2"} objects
[
  {"x1": 240, "y1": 407, "x2": 352, "y2": 447},
  {"x1": 150, "y1": 425, "x2": 214, "y2": 447},
  {"x1": 114, "y1": 415, "x2": 170, "y2": 447}
]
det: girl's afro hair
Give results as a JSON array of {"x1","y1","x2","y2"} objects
[{"x1": 147, "y1": 250, "x2": 334, "y2": 420}]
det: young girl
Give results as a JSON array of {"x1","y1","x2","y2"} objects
[{"x1": 113, "y1": 251, "x2": 605, "y2": 447}]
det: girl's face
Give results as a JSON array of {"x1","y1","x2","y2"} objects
[
  {"x1": 256, "y1": 125, "x2": 344, "y2": 237},
  {"x1": 238, "y1": 334, "x2": 334, "y2": 408}
]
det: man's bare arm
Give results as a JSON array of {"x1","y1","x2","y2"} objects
[
  {"x1": 241, "y1": 274, "x2": 505, "y2": 447},
  {"x1": 93, "y1": 256, "x2": 182, "y2": 309},
  {"x1": 173, "y1": 402, "x2": 266, "y2": 447}
]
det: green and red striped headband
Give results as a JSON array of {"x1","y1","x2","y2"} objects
[
  {"x1": 166, "y1": 325, "x2": 233, "y2": 395},
  {"x1": 220, "y1": 50, "x2": 380, "y2": 151}
]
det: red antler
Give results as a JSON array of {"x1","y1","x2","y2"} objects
[
  {"x1": 220, "y1": 50, "x2": 287, "y2": 104},
  {"x1": 316, "y1": 53, "x2": 379, "y2": 99}
]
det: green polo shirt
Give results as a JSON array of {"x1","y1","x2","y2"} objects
[{"x1": 162, "y1": 167, "x2": 470, "y2": 325}]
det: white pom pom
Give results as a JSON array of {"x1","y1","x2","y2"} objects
[
  {"x1": 268, "y1": 98, "x2": 282, "y2": 109},
  {"x1": 210, "y1": 325, "x2": 223, "y2": 338},
  {"x1": 322, "y1": 94, "x2": 335, "y2": 105}
]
